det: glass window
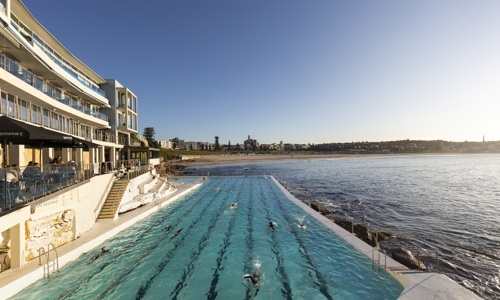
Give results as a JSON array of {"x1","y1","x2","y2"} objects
[
  {"x1": 32, "y1": 33, "x2": 44, "y2": 48},
  {"x1": 18, "y1": 98, "x2": 29, "y2": 121},
  {"x1": 42, "y1": 108, "x2": 50, "y2": 127},
  {"x1": 1, "y1": 92, "x2": 6, "y2": 115},
  {"x1": 31, "y1": 105, "x2": 41, "y2": 125},
  {"x1": 0, "y1": 0, "x2": 6, "y2": 15},
  {"x1": 45, "y1": 83, "x2": 53, "y2": 98},
  {"x1": 73, "y1": 122, "x2": 79, "y2": 136},
  {"x1": 7, "y1": 94, "x2": 16, "y2": 117},
  {"x1": 52, "y1": 112, "x2": 59, "y2": 130},
  {"x1": 34, "y1": 76, "x2": 44, "y2": 91},
  {"x1": 54, "y1": 88, "x2": 62, "y2": 101},
  {"x1": 5, "y1": 56, "x2": 16, "y2": 74}
]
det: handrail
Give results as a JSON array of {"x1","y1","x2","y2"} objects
[
  {"x1": 38, "y1": 246, "x2": 50, "y2": 278},
  {"x1": 37, "y1": 247, "x2": 46, "y2": 266},
  {"x1": 47, "y1": 243, "x2": 59, "y2": 274}
]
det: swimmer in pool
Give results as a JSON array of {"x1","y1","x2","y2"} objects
[
  {"x1": 230, "y1": 203, "x2": 238, "y2": 209},
  {"x1": 298, "y1": 222, "x2": 307, "y2": 229},
  {"x1": 269, "y1": 221, "x2": 276, "y2": 231},
  {"x1": 164, "y1": 225, "x2": 172, "y2": 232},
  {"x1": 87, "y1": 247, "x2": 110, "y2": 263},
  {"x1": 170, "y1": 228, "x2": 183, "y2": 240},
  {"x1": 243, "y1": 271, "x2": 261, "y2": 288}
]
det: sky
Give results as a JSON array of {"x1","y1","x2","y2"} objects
[{"x1": 22, "y1": 0, "x2": 500, "y2": 145}]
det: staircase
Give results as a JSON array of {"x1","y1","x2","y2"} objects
[{"x1": 98, "y1": 178, "x2": 129, "y2": 219}]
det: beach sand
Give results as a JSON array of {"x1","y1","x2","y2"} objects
[{"x1": 177, "y1": 153, "x2": 361, "y2": 167}]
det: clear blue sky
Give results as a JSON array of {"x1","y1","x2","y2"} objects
[{"x1": 22, "y1": 0, "x2": 500, "y2": 144}]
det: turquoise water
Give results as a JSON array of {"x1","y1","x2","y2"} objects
[
  {"x1": 12, "y1": 176, "x2": 403, "y2": 299},
  {"x1": 169, "y1": 176, "x2": 202, "y2": 185}
]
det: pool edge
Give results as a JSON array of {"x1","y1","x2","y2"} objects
[
  {"x1": 269, "y1": 175, "x2": 483, "y2": 300},
  {"x1": 0, "y1": 182, "x2": 203, "y2": 300}
]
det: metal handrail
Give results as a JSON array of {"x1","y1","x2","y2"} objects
[
  {"x1": 47, "y1": 243, "x2": 59, "y2": 274},
  {"x1": 37, "y1": 247, "x2": 46, "y2": 266}
]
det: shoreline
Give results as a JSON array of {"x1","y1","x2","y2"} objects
[{"x1": 176, "y1": 152, "x2": 477, "y2": 168}]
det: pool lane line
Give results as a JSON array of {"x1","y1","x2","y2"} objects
[
  {"x1": 95, "y1": 179, "x2": 233, "y2": 299},
  {"x1": 205, "y1": 181, "x2": 244, "y2": 300},
  {"x1": 53, "y1": 180, "x2": 220, "y2": 299},
  {"x1": 257, "y1": 178, "x2": 293, "y2": 300},
  {"x1": 268, "y1": 180, "x2": 335, "y2": 300},
  {"x1": 133, "y1": 179, "x2": 237, "y2": 299},
  {"x1": 150, "y1": 179, "x2": 237, "y2": 299},
  {"x1": 243, "y1": 178, "x2": 262, "y2": 300},
  {"x1": 178, "y1": 181, "x2": 244, "y2": 299}
]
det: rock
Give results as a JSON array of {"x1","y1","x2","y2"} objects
[
  {"x1": 308, "y1": 202, "x2": 331, "y2": 214},
  {"x1": 326, "y1": 216, "x2": 392, "y2": 247},
  {"x1": 391, "y1": 248, "x2": 427, "y2": 270}
]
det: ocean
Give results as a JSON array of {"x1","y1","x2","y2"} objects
[{"x1": 182, "y1": 154, "x2": 500, "y2": 299}]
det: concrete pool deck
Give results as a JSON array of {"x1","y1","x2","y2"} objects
[{"x1": 1, "y1": 176, "x2": 482, "y2": 299}]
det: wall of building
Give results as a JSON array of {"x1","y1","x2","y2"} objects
[{"x1": 0, "y1": 173, "x2": 114, "y2": 271}]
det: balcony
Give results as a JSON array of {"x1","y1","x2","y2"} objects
[{"x1": 1, "y1": 53, "x2": 109, "y2": 122}]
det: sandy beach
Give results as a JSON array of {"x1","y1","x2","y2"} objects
[{"x1": 178, "y1": 153, "x2": 367, "y2": 167}]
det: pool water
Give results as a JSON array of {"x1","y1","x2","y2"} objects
[{"x1": 12, "y1": 176, "x2": 403, "y2": 300}]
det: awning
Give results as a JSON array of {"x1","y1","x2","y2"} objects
[
  {"x1": 0, "y1": 115, "x2": 101, "y2": 148},
  {"x1": 73, "y1": 136, "x2": 101, "y2": 148}
]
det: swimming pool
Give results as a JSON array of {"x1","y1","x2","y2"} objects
[{"x1": 12, "y1": 176, "x2": 403, "y2": 299}]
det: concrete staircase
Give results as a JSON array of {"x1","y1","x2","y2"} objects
[{"x1": 97, "y1": 179, "x2": 129, "y2": 219}]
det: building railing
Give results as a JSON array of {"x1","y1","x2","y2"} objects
[
  {"x1": 0, "y1": 159, "x2": 150, "y2": 215},
  {"x1": 29, "y1": 32, "x2": 106, "y2": 98},
  {"x1": 1, "y1": 94, "x2": 114, "y2": 143},
  {"x1": 0, "y1": 52, "x2": 108, "y2": 122}
]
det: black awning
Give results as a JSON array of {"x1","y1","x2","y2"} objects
[
  {"x1": 0, "y1": 116, "x2": 82, "y2": 148},
  {"x1": 73, "y1": 137, "x2": 101, "y2": 148}
]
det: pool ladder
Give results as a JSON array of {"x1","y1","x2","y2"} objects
[{"x1": 38, "y1": 243, "x2": 59, "y2": 278}]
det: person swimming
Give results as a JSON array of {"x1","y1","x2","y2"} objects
[
  {"x1": 230, "y1": 203, "x2": 238, "y2": 209},
  {"x1": 170, "y1": 228, "x2": 183, "y2": 240},
  {"x1": 269, "y1": 221, "x2": 276, "y2": 231},
  {"x1": 164, "y1": 225, "x2": 172, "y2": 232},
  {"x1": 243, "y1": 272, "x2": 261, "y2": 289},
  {"x1": 87, "y1": 247, "x2": 110, "y2": 263},
  {"x1": 298, "y1": 222, "x2": 307, "y2": 229}
]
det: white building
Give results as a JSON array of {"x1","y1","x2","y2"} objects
[{"x1": 0, "y1": 0, "x2": 137, "y2": 169}]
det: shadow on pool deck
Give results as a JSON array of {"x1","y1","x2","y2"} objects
[{"x1": 0, "y1": 181, "x2": 202, "y2": 299}]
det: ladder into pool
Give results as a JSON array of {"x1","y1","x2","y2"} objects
[{"x1": 38, "y1": 243, "x2": 59, "y2": 278}]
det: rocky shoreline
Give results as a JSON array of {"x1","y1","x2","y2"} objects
[{"x1": 307, "y1": 201, "x2": 426, "y2": 270}]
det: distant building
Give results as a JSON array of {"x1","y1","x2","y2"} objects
[
  {"x1": 169, "y1": 137, "x2": 184, "y2": 150},
  {"x1": 244, "y1": 135, "x2": 259, "y2": 151}
]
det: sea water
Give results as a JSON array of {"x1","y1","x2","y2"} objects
[{"x1": 185, "y1": 154, "x2": 500, "y2": 299}]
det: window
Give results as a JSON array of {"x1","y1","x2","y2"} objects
[
  {"x1": 0, "y1": 0, "x2": 6, "y2": 15},
  {"x1": 7, "y1": 94, "x2": 16, "y2": 117},
  {"x1": 34, "y1": 75, "x2": 43, "y2": 91},
  {"x1": 18, "y1": 98, "x2": 29, "y2": 121},
  {"x1": 73, "y1": 122, "x2": 79, "y2": 136},
  {"x1": 52, "y1": 112, "x2": 60, "y2": 130},
  {"x1": 0, "y1": 92, "x2": 6, "y2": 115},
  {"x1": 80, "y1": 124, "x2": 91, "y2": 139},
  {"x1": 45, "y1": 83, "x2": 53, "y2": 98},
  {"x1": 31, "y1": 105, "x2": 41, "y2": 125},
  {"x1": 42, "y1": 108, "x2": 50, "y2": 127},
  {"x1": 54, "y1": 88, "x2": 62, "y2": 101}
]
